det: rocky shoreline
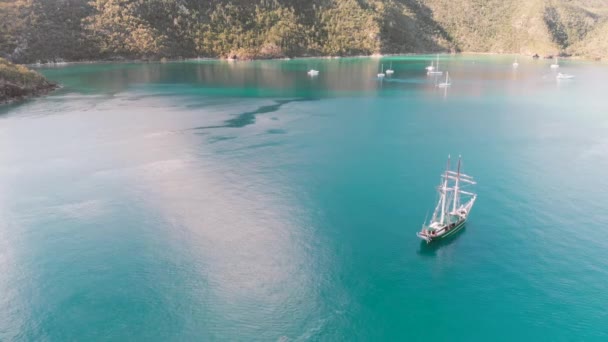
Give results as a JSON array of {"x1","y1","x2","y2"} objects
[
  {"x1": 26, "y1": 51, "x2": 602, "y2": 67},
  {"x1": 0, "y1": 58, "x2": 58, "y2": 105},
  {"x1": 0, "y1": 81, "x2": 58, "y2": 105}
]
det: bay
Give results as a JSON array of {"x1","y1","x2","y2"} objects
[{"x1": 1, "y1": 55, "x2": 607, "y2": 341}]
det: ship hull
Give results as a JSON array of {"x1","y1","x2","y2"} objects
[
  {"x1": 438, "y1": 219, "x2": 466, "y2": 240},
  {"x1": 417, "y1": 218, "x2": 466, "y2": 243}
]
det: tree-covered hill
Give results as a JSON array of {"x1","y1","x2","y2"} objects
[{"x1": 1, "y1": 0, "x2": 607, "y2": 63}]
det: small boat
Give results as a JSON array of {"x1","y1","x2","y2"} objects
[
  {"x1": 437, "y1": 71, "x2": 451, "y2": 88},
  {"x1": 512, "y1": 59, "x2": 519, "y2": 68},
  {"x1": 550, "y1": 57, "x2": 559, "y2": 69},
  {"x1": 307, "y1": 69, "x2": 319, "y2": 76},
  {"x1": 425, "y1": 60, "x2": 435, "y2": 71},
  {"x1": 386, "y1": 62, "x2": 394, "y2": 75},
  {"x1": 417, "y1": 156, "x2": 477, "y2": 243},
  {"x1": 556, "y1": 72, "x2": 574, "y2": 79},
  {"x1": 377, "y1": 64, "x2": 385, "y2": 78},
  {"x1": 427, "y1": 55, "x2": 443, "y2": 75}
]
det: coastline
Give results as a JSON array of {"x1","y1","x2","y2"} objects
[
  {"x1": 0, "y1": 58, "x2": 59, "y2": 105},
  {"x1": 7, "y1": 50, "x2": 602, "y2": 104},
  {"x1": 0, "y1": 82, "x2": 59, "y2": 105},
  {"x1": 26, "y1": 51, "x2": 605, "y2": 68}
]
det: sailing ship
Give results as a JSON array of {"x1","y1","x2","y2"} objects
[
  {"x1": 417, "y1": 156, "x2": 477, "y2": 243},
  {"x1": 550, "y1": 56, "x2": 560, "y2": 69}
]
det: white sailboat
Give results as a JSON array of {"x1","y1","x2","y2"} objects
[
  {"x1": 556, "y1": 72, "x2": 574, "y2": 79},
  {"x1": 417, "y1": 156, "x2": 477, "y2": 243},
  {"x1": 437, "y1": 72, "x2": 451, "y2": 88},
  {"x1": 307, "y1": 69, "x2": 319, "y2": 76},
  {"x1": 550, "y1": 56, "x2": 559, "y2": 69},
  {"x1": 386, "y1": 62, "x2": 394, "y2": 75},
  {"x1": 377, "y1": 64, "x2": 386, "y2": 78},
  {"x1": 427, "y1": 55, "x2": 443, "y2": 75},
  {"x1": 425, "y1": 59, "x2": 435, "y2": 71},
  {"x1": 512, "y1": 58, "x2": 519, "y2": 68}
]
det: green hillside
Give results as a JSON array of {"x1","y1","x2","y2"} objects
[{"x1": 1, "y1": 0, "x2": 607, "y2": 63}]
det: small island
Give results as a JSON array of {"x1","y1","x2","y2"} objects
[{"x1": 0, "y1": 58, "x2": 57, "y2": 104}]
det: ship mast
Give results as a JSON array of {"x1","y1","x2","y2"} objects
[
  {"x1": 452, "y1": 155, "x2": 461, "y2": 212},
  {"x1": 440, "y1": 155, "x2": 450, "y2": 224}
]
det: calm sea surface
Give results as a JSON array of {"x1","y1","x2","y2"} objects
[{"x1": 1, "y1": 56, "x2": 608, "y2": 340}]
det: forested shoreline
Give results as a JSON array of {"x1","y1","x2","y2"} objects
[{"x1": 1, "y1": 0, "x2": 608, "y2": 64}]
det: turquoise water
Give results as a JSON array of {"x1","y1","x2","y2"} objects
[{"x1": 1, "y1": 55, "x2": 608, "y2": 340}]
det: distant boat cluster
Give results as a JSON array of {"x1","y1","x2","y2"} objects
[
  {"x1": 517, "y1": 55, "x2": 575, "y2": 80},
  {"x1": 423, "y1": 54, "x2": 575, "y2": 84},
  {"x1": 307, "y1": 54, "x2": 575, "y2": 83}
]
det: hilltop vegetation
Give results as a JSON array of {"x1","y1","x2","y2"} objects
[
  {"x1": 0, "y1": 57, "x2": 57, "y2": 103},
  {"x1": 1, "y1": 0, "x2": 608, "y2": 63}
]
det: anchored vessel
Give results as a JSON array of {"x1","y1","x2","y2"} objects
[
  {"x1": 386, "y1": 62, "x2": 394, "y2": 75},
  {"x1": 556, "y1": 72, "x2": 574, "y2": 79},
  {"x1": 417, "y1": 156, "x2": 477, "y2": 243},
  {"x1": 427, "y1": 55, "x2": 443, "y2": 75},
  {"x1": 378, "y1": 64, "x2": 386, "y2": 78},
  {"x1": 437, "y1": 71, "x2": 451, "y2": 88}
]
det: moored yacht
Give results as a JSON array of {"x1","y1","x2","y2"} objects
[
  {"x1": 386, "y1": 62, "x2": 394, "y2": 75},
  {"x1": 427, "y1": 55, "x2": 443, "y2": 75},
  {"x1": 437, "y1": 72, "x2": 451, "y2": 88},
  {"x1": 378, "y1": 64, "x2": 386, "y2": 78},
  {"x1": 556, "y1": 72, "x2": 574, "y2": 79}
]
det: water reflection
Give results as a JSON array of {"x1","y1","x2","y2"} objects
[
  {"x1": 191, "y1": 98, "x2": 315, "y2": 129},
  {"x1": 34, "y1": 57, "x2": 473, "y2": 100}
]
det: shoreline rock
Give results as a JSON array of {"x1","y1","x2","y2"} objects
[
  {"x1": 0, "y1": 81, "x2": 59, "y2": 105},
  {"x1": 0, "y1": 58, "x2": 59, "y2": 104}
]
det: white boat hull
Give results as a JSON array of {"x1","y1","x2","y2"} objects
[{"x1": 557, "y1": 73, "x2": 574, "y2": 79}]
